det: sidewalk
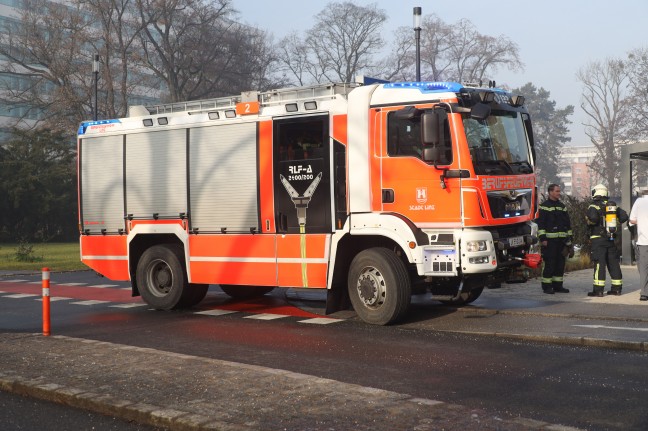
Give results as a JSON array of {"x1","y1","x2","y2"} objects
[{"x1": 402, "y1": 265, "x2": 648, "y2": 351}]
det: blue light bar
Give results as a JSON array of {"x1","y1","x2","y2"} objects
[
  {"x1": 384, "y1": 81, "x2": 464, "y2": 93},
  {"x1": 77, "y1": 119, "x2": 121, "y2": 135}
]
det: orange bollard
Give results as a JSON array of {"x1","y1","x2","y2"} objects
[{"x1": 42, "y1": 267, "x2": 50, "y2": 336}]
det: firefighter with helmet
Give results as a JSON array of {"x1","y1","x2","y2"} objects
[{"x1": 586, "y1": 184, "x2": 629, "y2": 297}]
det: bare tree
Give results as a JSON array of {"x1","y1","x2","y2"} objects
[
  {"x1": 384, "y1": 14, "x2": 523, "y2": 83},
  {"x1": 135, "y1": 0, "x2": 233, "y2": 102},
  {"x1": 81, "y1": 0, "x2": 148, "y2": 119},
  {"x1": 135, "y1": 0, "x2": 280, "y2": 101},
  {"x1": 625, "y1": 47, "x2": 648, "y2": 139},
  {"x1": 0, "y1": 0, "x2": 94, "y2": 132},
  {"x1": 0, "y1": 0, "x2": 155, "y2": 131},
  {"x1": 577, "y1": 58, "x2": 630, "y2": 197},
  {"x1": 278, "y1": 2, "x2": 387, "y2": 85},
  {"x1": 513, "y1": 83, "x2": 573, "y2": 193},
  {"x1": 277, "y1": 32, "x2": 316, "y2": 86}
]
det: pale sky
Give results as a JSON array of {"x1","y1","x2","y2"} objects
[{"x1": 232, "y1": 0, "x2": 648, "y2": 147}]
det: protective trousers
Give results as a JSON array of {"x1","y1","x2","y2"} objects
[
  {"x1": 541, "y1": 239, "x2": 566, "y2": 291},
  {"x1": 591, "y1": 237, "x2": 623, "y2": 294}
]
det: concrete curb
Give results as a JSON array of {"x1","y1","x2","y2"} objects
[
  {"x1": 435, "y1": 329, "x2": 648, "y2": 352},
  {"x1": 454, "y1": 306, "x2": 648, "y2": 324}
]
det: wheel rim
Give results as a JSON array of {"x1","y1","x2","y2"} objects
[
  {"x1": 356, "y1": 266, "x2": 386, "y2": 309},
  {"x1": 146, "y1": 258, "x2": 173, "y2": 298}
]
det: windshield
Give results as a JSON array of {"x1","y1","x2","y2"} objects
[{"x1": 462, "y1": 110, "x2": 533, "y2": 175}]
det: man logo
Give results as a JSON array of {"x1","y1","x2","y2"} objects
[{"x1": 416, "y1": 187, "x2": 427, "y2": 204}]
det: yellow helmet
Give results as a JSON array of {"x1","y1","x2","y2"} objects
[{"x1": 592, "y1": 184, "x2": 608, "y2": 198}]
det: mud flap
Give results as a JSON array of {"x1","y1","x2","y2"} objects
[{"x1": 326, "y1": 284, "x2": 351, "y2": 314}]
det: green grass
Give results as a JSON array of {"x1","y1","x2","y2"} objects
[{"x1": 0, "y1": 242, "x2": 87, "y2": 271}]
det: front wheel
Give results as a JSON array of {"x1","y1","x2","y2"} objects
[
  {"x1": 136, "y1": 244, "x2": 188, "y2": 310},
  {"x1": 347, "y1": 248, "x2": 411, "y2": 325}
]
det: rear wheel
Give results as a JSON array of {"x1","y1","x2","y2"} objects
[
  {"x1": 180, "y1": 283, "x2": 209, "y2": 307},
  {"x1": 136, "y1": 244, "x2": 188, "y2": 310},
  {"x1": 347, "y1": 247, "x2": 411, "y2": 325},
  {"x1": 219, "y1": 285, "x2": 274, "y2": 300}
]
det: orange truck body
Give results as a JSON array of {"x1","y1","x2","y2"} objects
[{"x1": 78, "y1": 81, "x2": 539, "y2": 324}]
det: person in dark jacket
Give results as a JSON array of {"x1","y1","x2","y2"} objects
[
  {"x1": 537, "y1": 184, "x2": 572, "y2": 294},
  {"x1": 586, "y1": 184, "x2": 629, "y2": 297}
]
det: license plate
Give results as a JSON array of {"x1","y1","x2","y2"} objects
[{"x1": 509, "y1": 236, "x2": 524, "y2": 247}]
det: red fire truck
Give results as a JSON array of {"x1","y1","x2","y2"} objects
[{"x1": 77, "y1": 81, "x2": 540, "y2": 325}]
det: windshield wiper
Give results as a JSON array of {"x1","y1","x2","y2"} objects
[{"x1": 476, "y1": 159, "x2": 514, "y2": 175}]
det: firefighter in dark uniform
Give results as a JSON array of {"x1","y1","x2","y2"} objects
[
  {"x1": 537, "y1": 184, "x2": 572, "y2": 294},
  {"x1": 586, "y1": 184, "x2": 629, "y2": 297}
]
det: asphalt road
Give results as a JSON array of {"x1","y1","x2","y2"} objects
[
  {"x1": 0, "y1": 389, "x2": 164, "y2": 431},
  {"x1": 1, "y1": 271, "x2": 648, "y2": 430}
]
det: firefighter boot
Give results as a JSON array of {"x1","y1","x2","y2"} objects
[
  {"x1": 553, "y1": 279, "x2": 569, "y2": 293},
  {"x1": 588, "y1": 288, "x2": 604, "y2": 297},
  {"x1": 607, "y1": 287, "x2": 622, "y2": 296}
]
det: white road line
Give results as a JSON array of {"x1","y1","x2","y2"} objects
[
  {"x1": 70, "y1": 300, "x2": 110, "y2": 306},
  {"x1": 36, "y1": 297, "x2": 73, "y2": 302},
  {"x1": 298, "y1": 317, "x2": 343, "y2": 325},
  {"x1": 3, "y1": 294, "x2": 39, "y2": 299},
  {"x1": 90, "y1": 284, "x2": 119, "y2": 288},
  {"x1": 194, "y1": 309, "x2": 238, "y2": 316},
  {"x1": 573, "y1": 324, "x2": 648, "y2": 332},
  {"x1": 109, "y1": 303, "x2": 148, "y2": 309},
  {"x1": 244, "y1": 313, "x2": 288, "y2": 320},
  {"x1": 55, "y1": 283, "x2": 87, "y2": 286},
  {"x1": 27, "y1": 281, "x2": 43, "y2": 284},
  {"x1": 0, "y1": 279, "x2": 29, "y2": 283}
]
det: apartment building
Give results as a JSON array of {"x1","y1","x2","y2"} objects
[
  {"x1": 557, "y1": 145, "x2": 600, "y2": 198},
  {"x1": 558, "y1": 144, "x2": 648, "y2": 198}
]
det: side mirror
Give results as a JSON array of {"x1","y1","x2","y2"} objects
[
  {"x1": 422, "y1": 146, "x2": 439, "y2": 162},
  {"x1": 421, "y1": 108, "x2": 447, "y2": 145}
]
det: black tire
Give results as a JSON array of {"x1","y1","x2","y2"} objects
[
  {"x1": 179, "y1": 283, "x2": 209, "y2": 307},
  {"x1": 219, "y1": 285, "x2": 274, "y2": 300},
  {"x1": 347, "y1": 247, "x2": 411, "y2": 325},
  {"x1": 136, "y1": 244, "x2": 188, "y2": 310},
  {"x1": 439, "y1": 286, "x2": 484, "y2": 306}
]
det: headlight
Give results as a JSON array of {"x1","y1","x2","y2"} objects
[{"x1": 466, "y1": 240, "x2": 487, "y2": 252}]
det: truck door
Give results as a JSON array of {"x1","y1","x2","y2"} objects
[
  {"x1": 273, "y1": 115, "x2": 332, "y2": 288},
  {"x1": 377, "y1": 107, "x2": 462, "y2": 226}
]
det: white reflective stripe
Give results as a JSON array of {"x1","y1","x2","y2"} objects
[
  {"x1": 415, "y1": 222, "x2": 463, "y2": 228},
  {"x1": 82, "y1": 255, "x2": 128, "y2": 260},
  {"x1": 278, "y1": 257, "x2": 327, "y2": 264},
  {"x1": 191, "y1": 257, "x2": 275, "y2": 263},
  {"x1": 190, "y1": 256, "x2": 328, "y2": 264}
]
